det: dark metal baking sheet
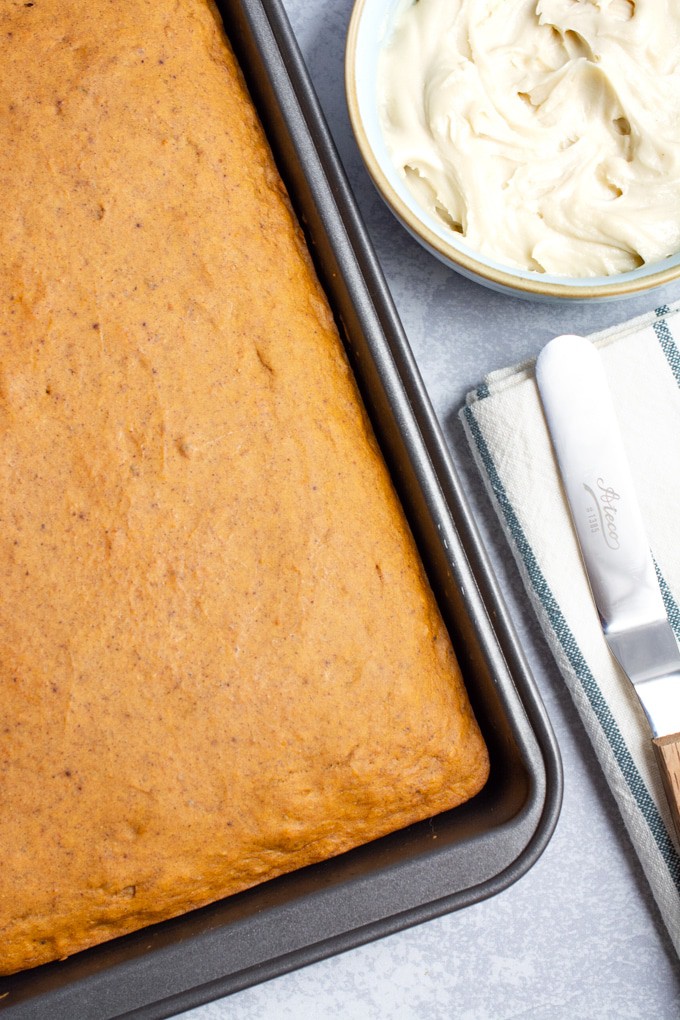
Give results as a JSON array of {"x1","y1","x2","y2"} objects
[{"x1": 0, "y1": 1, "x2": 562, "y2": 1016}]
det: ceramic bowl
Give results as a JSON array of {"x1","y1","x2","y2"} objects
[{"x1": 345, "y1": 0, "x2": 680, "y2": 302}]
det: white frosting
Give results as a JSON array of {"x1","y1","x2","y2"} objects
[{"x1": 378, "y1": 0, "x2": 680, "y2": 276}]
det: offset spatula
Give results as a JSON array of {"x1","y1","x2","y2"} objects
[{"x1": 536, "y1": 333, "x2": 680, "y2": 845}]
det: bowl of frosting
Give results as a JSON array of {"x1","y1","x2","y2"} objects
[{"x1": 345, "y1": 0, "x2": 680, "y2": 300}]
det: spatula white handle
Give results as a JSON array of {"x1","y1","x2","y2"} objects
[{"x1": 535, "y1": 333, "x2": 665, "y2": 635}]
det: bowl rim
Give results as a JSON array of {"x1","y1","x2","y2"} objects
[{"x1": 344, "y1": 0, "x2": 680, "y2": 300}]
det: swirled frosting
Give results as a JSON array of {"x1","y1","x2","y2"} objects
[{"x1": 378, "y1": 0, "x2": 680, "y2": 276}]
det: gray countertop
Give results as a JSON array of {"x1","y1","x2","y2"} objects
[{"x1": 182, "y1": 2, "x2": 680, "y2": 1016}]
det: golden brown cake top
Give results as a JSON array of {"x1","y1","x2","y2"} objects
[{"x1": 0, "y1": 0, "x2": 488, "y2": 975}]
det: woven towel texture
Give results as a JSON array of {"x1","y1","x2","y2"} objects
[{"x1": 461, "y1": 303, "x2": 680, "y2": 957}]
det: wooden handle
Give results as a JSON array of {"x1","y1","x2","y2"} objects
[{"x1": 652, "y1": 732, "x2": 680, "y2": 847}]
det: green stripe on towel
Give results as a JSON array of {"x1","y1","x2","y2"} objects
[{"x1": 653, "y1": 306, "x2": 680, "y2": 385}]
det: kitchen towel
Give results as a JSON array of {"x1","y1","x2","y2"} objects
[{"x1": 461, "y1": 301, "x2": 680, "y2": 957}]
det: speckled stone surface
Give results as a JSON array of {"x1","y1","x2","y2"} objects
[{"x1": 180, "y1": 1, "x2": 680, "y2": 1016}]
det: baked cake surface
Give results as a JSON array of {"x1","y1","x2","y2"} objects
[{"x1": 0, "y1": 0, "x2": 488, "y2": 974}]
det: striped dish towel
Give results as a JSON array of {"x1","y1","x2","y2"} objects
[{"x1": 461, "y1": 302, "x2": 680, "y2": 957}]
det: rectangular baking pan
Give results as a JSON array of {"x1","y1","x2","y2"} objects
[{"x1": 0, "y1": 1, "x2": 562, "y2": 1017}]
